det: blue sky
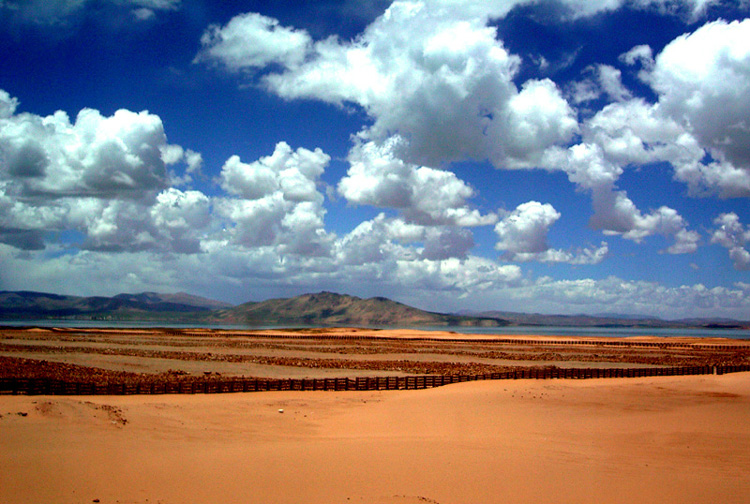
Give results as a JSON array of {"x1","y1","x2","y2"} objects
[{"x1": 1, "y1": 0, "x2": 750, "y2": 319}]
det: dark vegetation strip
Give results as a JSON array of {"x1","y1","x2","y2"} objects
[
  {"x1": 1, "y1": 357, "x2": 749, "y2": 396},
  {"x1": 0, "y1": 346, "x2": 515, "y2": 376},
  {"x1": 2, "y1": 337, "x2": 749, "y2": 367}
]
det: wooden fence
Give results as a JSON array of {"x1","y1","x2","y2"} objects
[{"x1": 1, "y1": 364, "x2": 749, "y2": 396}]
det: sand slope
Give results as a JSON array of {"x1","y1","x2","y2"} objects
[{"x1": 2, "y1": 373, "x2": 749, "y2": 504}]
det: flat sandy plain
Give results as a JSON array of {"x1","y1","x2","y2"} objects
[{"x1": 2, "y1": 327, "x2": 750, "y2": 504}]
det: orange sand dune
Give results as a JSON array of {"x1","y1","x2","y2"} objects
[{"x1": 2, "y1": 373, "x2": 749, "y2": 504}]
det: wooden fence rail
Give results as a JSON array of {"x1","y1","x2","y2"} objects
[{"x1": 1, "y1": 365, "x2": 749, "y2": 396}]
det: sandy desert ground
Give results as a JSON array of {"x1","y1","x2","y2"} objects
[
  {"x1": 1, "y1": 327, "x2": 750, "y2": 503},
  {"x1": 1, "y1": 373, "x2": 749, "y2": 504}
]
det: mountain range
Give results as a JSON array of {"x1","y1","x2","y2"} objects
[
  {"x1": 0, "y1": 290, "x2": 503, "y2": 327},
  {"x1": 0, "y1": 290, "x2": 747, "y2": 329},
  {"x1": 0, "y1": 291, "x2": 231, "y2": 320}
]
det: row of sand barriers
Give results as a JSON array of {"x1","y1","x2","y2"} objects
[
  {"x1": 39, "y1": 328, "x2": 750, "y2": 349},
  {"x1": 2, "y1": 364, "x2": 749, "y2": 396},
  {"x1": 171, "y1": 331, "x2": 750, "y2": 350}
]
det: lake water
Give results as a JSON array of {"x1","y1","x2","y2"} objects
[{"x1": 2, "y1": 319, "x2": 749, "y2": 340}]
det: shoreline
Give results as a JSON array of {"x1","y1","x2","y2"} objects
[
  {"x1": 5, "y1": 324, "x2": 750, "y2": 343},
  {"x1": 3, "y1": 321, "x2": 750, "y2": 339}
]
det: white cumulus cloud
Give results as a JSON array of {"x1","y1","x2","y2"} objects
[
  {"x1": 196, "y1": 12, "x2": 312, "y2": 71},
  {"x1": 216, "y1": 142, "x2": 333, "y2": 256},
  {"x1": 0, "y1": 90, "x2": 209, "y2": 253},
  {"x1": 495, "y1": 201, "x2": 562, "y2": 255},
  {"x1": 338, "y1": 138, "x2": 496, "y2": 226},
  {"x1": 0, "y1": 104, "x2": 172, "y2": 198},
  {"x1": 645, "y1": 19, "x2": 750, "y2": 196},
  {"x1": 711, "y1": 212, "x2": 750, "y2": 270},
  {"x1": 199, "y1": 2, "x2": 579, "y2": 169},
  {"x1": 495, "y1": 201, "x2": 609, "y2": 264}
]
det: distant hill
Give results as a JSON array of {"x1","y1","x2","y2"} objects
[
  {"x1": 0, "y1": 291, "x2": 232, "y2": 320},
  {"x1": 209, "y1": 291, "x2": 506, "y2": 327},
  {"x1": 461, "y1": 310, "x2": 750, "y2": 330}
]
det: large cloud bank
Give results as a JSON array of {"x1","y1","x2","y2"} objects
[
  {"x1": 2, "y1": 0, "x2": 750, "y2": 318},
  {"x1": 197, "y1": 0, "x2": 750, "y2": 259}
]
